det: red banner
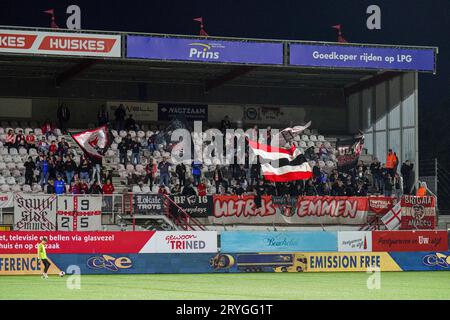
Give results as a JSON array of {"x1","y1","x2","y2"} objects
[
  {"x1": 0, "y1": 231, "x2": 155, "y2": 254},
  {"x1": 368, "y1": 197, "x2": 395, "y2": 215},
  {"x1": 400, "y1": 196, "x2": 436, "y2": 229},
  {"x1": 211, "y1": 195, "x2": 368, "y2": 225},
  {"x1": 372, "y1": 230, "x2": 448, "y2": 252}
]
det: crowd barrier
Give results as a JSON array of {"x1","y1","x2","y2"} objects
[{"x1": 0, "y1": 193, "x2": 438, "y2": 230}]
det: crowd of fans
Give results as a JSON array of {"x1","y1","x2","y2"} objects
[{"x1": 0, "y1": 103, "x2": 418, "y2": 199}]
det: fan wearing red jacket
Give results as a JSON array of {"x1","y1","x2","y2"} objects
[
  {"x1": 102, "y1": 179, "x2": 115, "y2": 194},
  {"x1": 197, "y1": 181, "x2": 207, "y2": 196}
]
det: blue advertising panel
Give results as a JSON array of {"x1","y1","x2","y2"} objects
[
  {"x1": 158, "y1": 103, "x2": 208, "y2": 121},
  {"x1": 220, "y1": 231, "x2": 338, "y2": 252},
  {"x1": 289, "y1": 43, "x2": 436, "y2": 72},
  {"x1": 127, "y1": 35, "x2": 284, "y2": 65},
  {"x1": 389, "y1": 251, "x2": 450, "y2": 271}
]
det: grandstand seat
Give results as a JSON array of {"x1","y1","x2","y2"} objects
[
  {"x1": 18, "y1": 148, "x2": 27, "y2": 156},
  {"x1": 137, "y1": 131, "x2": 145, "y2": 138},
  {"x1": 16, "y1": 176, "x2": 25, "y2": 185},
  {"x1": 318, "y1": 160, "x2": 326, "y2": 168},
  {"x1": 6, "y1": 177, "x2": 15, "y2": 185},
  {"x1": 34, "y1": 128, "x2": 42, "y2": 135},
  {"x1": 10, "y1": 121, "x2": 18, "y2": 128},
  {"x1": 29, "y1": 121, "x2": 38, "y2": 128},
  {"x1": 7, "y1": 163, "x2": 16, "y2": 170},
  {"x1": 3, "y1": 155, "x2": 12, "y2": 162},
  {"x1": 299, "y1": 141, "x2": 307, "y2": 148},
  {"x1": 111, "y1": 130, "x2": 118, "y2": 137},
  {"x1": 146, "y1": 131, "x2": 154, "y2": 138},
  {"x1": 105, "y1": 150, "x2": 115, "y2": 157},
  {"x1": 29, "y1": 148, "x2": 37, "y2": 156},
  {"x1": 0, "y1": 163, "x2": 6, "y2": 171},
  {"x1": 114, "y1": 137, "x2": 122, "y2": 144},
  {"x1": 324, "y1": 142, "x2": 331, "y2": 148},
  {"x1": 119, "y1": 130, "x2": 127, "y2": 138},
  {"x1": 141, "y1": 185, "x2": 151, "y2": 193},
  {"x1": 16, "y1": 163, "x2": 25, "y2": 171},
  {"x1": 135, "y1": 164, "x2": 145, "y2": 173},
  {"x1": 0, "y1": 177, "x2": 5, "y2": 185},
  {"x1": 9, "y1": 148, "x2": 18, "y2": 155},
  {"x1": 25, "y1": 128, "x2": 33, "y2": 135},
  {"x1": 14, "y1": 128, "x2": 23, "y2": 134},
  {"x1": 22, "y1": 184, "x2": 32, "y2": 193},
  {"x1": 132, "y1": 185, "x2": 142, "y2": 193},
  {"x1": 310, "y1": 135, "x2": 317, "y2": 142},
  {"x1": 304, "y1": 129, "x2": 311, "y2": 135},
  {"x1": 12, "y1": 169, "x2": 21, "y2": 177},
  {"x1": 316, "y1": 141, "x2": 323, "y2": 148},
  {"x1": 32, "y1": 184, "x2": 42, "y2": 193},
  {"x1": 301, "y1": 135, "x2": 309, "y2": 142},
  {"x1": 307, "y1": 141, "x2": 315, "y2": 148},
  {"x1": 326, "y1": 161, "x2": 335, "y2": 168},
  {"x1": 54, "y1": 129, "x2": 62, "y2": 136},
  {"x1": 0, "y1": 185, "x2": 10, "y2": 192},
  {"x1": 111, "y1": 143, "x2": 118, "y2": 151},
  {"x1": 11, "y1": 184, "x2": 21, "y2": 192},
  {"x1": 0, "y1": 128, "x2": 4, "y2": 135},
  {"x1": 0, "y1": 135, "x2": 6, "y2": 143},
  {"x1": 309, "y1": 160, "x2": 316, "y2": 167},
  {"x1": 129, "y1": 131, "x2": 137, "y2": 138},
  {"x1": 318, "y1": 135, "x2": 325, "y2": 142}
]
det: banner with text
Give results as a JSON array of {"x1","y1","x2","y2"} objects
[
  {"x1": 170, "y1": 195, "x2": 213, "y2": 218},
  {"x1": 158, "y1": 103, "x2": 208, "y2": 121},
  {"x1": 0, "y1": 29, "x2": 121, "y2": 57},
  {"x1": 106, "y1": 101, "x2": 157, "y2": 121},
  {"x1": 210, "y1": 195, "x2": 368, "y2": 225},
  {"x1": 14, "y1": 194, "x2": 57, "y2": 231},
  {"x1": 127, "y1": 35, "x2": 283, "y2": 65},
  {"x1": 289, "y1": 43, "x2": 436, "y2": 72},
  {"x1": 400, "y1": 196, "x2": 436, "y2": 229},
  {"x1": 372, "y1": 230, "x2": 448, "y2": 252},
  {"x1": 132, "y1": 194, "x2": 165, "y2": 215}
]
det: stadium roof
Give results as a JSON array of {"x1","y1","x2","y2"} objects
[{"x1": 0, "y1": 26, "x2": 438, "y2": 95}]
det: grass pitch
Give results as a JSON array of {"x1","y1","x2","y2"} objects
[{"x1": 0, "y1": 272, "x2": 449, "y2": 300}]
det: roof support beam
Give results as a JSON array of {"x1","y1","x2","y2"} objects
[
  {"x1": 55, "y1": 59, "x2": 100, "y2": 87},
  {"x1": 344, "y1": 71, "x2": 403, "y2": 96},
  {"x1": 205, "y1": 66, "x2": 257, "y2": 92}
]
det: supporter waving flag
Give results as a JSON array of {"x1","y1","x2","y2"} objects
[
  {"x1": 247, "y1": 135, "x2": 313, "y2": 182},
  {"x1": 71, "y1": 125, "x2": 113, "y2": 159}
]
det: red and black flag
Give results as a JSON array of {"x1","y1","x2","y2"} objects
[{"x1": 71, "y1": 125, "x2": 113, "y2": 159}]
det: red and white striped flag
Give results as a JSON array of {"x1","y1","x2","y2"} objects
[
  {"x1": 247, "y1": 139, "x2": 313, "y2": 182},
  {"x1": 381, "y1": 201, "x2": 401, "y2": 230}
]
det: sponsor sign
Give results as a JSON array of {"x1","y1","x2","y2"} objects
[
  {"x1": 0, "y1": 193, "x2": 14, "y2": 209},
  {"x1": 127, "y1": 35, "x2": 283, "y2": 65},
  {"x1": 158, "y1": 103, "x2": 208, "y2": 121},
  {"x1": 220, "y1": 231, "x2": 337, "y2": 252},
  {"x1": 0, "y1": 29, "x2": 121, "y2": 57},
  {"x1": 170, "y1": 195, "x2": 212, "y2": 218},
  {"x1": 244, "y1": 106, "x2": 286, "y2": 123},
  {"x1": 211, "y1": 195, "x2": 368, "y2": 225},
  {"x1": 0, "y1": 254, "x2": 60, "y2": 275},
  {"x1": 86, "y1": 254, "x2": 133, "y2": 272},
  {"x1": 132, "y1": 194, "x2": 164, "y2": 215},
  {"x1": 400, "y1": 196, "x2": 436, "y2": 229},
  {"x1": 338, "y1": 231, "x2": 372, "y2": 252},
  {"x1": 304, "y1": 252, "x2": 402, "y2": 272},
  {"x1": 150, "y1": 231, "x2": 218, "y2": 253},
  {"x1": 289, "y1": 43, "x2": 436, "y2": 72},
  {"x1": 372, "y1": 231, "x2": 448, "y2": 252},
  {"x1": 0, "y1": 231, "x2": 156, "y2": 254},
  {"x1": 14, "y1": 194, "x2": 57, "y2": 231},
  {"x1": 368, "y1": 197, "x2": 395, "y2": 215},
  {"x1": 390, "y1": 251, "x2": 450, "y2": 271},
  {"x1": 57, "y1": 196, "x2": 102, "y2": 231},
  {"x1": 106, "y1": 101, "x2": 157, "y2": 122}
]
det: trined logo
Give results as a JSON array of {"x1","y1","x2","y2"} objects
[{"x1": 188, "y1": 43, "x2": 220, "y2": 60}]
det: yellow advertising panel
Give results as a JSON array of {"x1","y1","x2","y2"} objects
[
  {"x1": 300, "y1": 252, "x2": 402, "y2": 272},
  {"x1": 0, "y1": 254, "x2": 61, "y2": 275}
]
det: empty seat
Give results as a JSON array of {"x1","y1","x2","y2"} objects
[
  {"x1": 9, "y1": 148, "x2": 18, "y2": 155},
  {"x1": 0, "y1": 184, "x2": 10, "y2": 192},
  {"x1": 141, "y1": 185, "x2": 151, "y2": 193},
  {"x1": 318, "y1": 160, "x2": 326, "y2": 168},
  {"x1": 18, "y1": 148, "x2": 27, "y2": 155},
  {"x1": 6, "y1": 177, "x2": 15, "y2": 185},
  {"x1": 119, "y1": 130, "x2": 127, "y2": 138},
  {"x1": 111, "y1": 143, "x2": 118, "y2": 151},
  {"x1": 3, "y1": 155, "x2": 12, "y2": 162},
  {"x1": 28, "y1": 148, "x2": 38, "y2": 156},
  {"x1": 318, "y1": 135, "x2": 325, "y2": 142},
  {"x1": 34, "y1": 128, "x2": 42, "y2": 135},
  {"x1": 11, "y1": 184, "x2": 21, "y2": 192},
  {"x1": 54, "y1": 129, "x2": 62, "y2": 136},
  {"x1": 0, "y1": 163, "x2": 5, "y2": 171},
  {"x1": 7, "y1": 163, "x2": 16, "y2": 170},
  {"x1": 309, "y1": 135, "x2": 317, "y2": 142},
  {"x1": 307, "y1": 141, "x2": 315, "y2": 148},
  {"x1": 24, "y1": 128, "x2": 33, "y2": 135},
  {"x1": 22, "y1": 184, "x2": 32, "y2": 192},
  {"x1": 12, "y1": 169, "x2": 21, "y2": 177},
  {"x1": 137, "y1": 131, "x2": 145, "y2": 138},
  {"x1": 111, "y1": 130, "x2": 118, "y2": 137},
  {"x1": 0, "y1": 176, "x2": 5, "y2": 185},
  {"x1": 129, "y1": 131, "x2": 137, "y2": 138},
  {"x1": 301, "y1": 135, "x2": 309, "y2": 142},
  {"x1": 14, "y1": 128, "x2": 23, "y2": 134},
  {"x1": 132, "y1": 185, "x2": 142, "y2": 193},
  {"x1": 0, "y1": 128, "x2": 4, "y2": 135},
  {"x1": 32, "y1": 184, "x2": 42, "y2": 193}
]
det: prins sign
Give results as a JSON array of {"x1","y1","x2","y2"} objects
[{"x1": 0, "y1": 29, "x2": 121, "y2": 57}]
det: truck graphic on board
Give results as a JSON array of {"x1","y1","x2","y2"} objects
[{"x1": 210, "y1": 253, "x2": 307, "y2": 272}]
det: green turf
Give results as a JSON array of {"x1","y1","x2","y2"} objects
[{"x1": 0, "y1": 272, "x2": 449, "y2": 300}]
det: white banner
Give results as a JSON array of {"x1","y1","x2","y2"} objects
[
  {"x1": 14, "y1": 194, "x2": 57, "y2": 231},
  {"x1": 106, "y1": 101, "x2": 158, "y2": 121},
  {"x1": 337, "y1": 231, "x2": 372, "y2": 252},
  {"x1": 0, "y1": 29, "x2": 121, "y2": 57},
  {"x1": 139, "y1": 231, "x2": 218, "y2": 253},
  {"x1": 0, "y1": 192, "x2": 14, "y2": 209},
  {"x1": 57, "y1": 196, "x2": 102, "y2": 231}
]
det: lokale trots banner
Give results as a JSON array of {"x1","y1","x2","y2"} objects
[
  {"x1": 14, "y1": 193, "x2": 57, "y2": 231},
  {"x1": 169, "y1": 195, "x2": 213, "y2": 218},
  {"x1": 132, "y1": 194, "x2": 165, "y2": 215},
  {"x1": 210, "y1": 195, "x2": 369, "y2": 225}
]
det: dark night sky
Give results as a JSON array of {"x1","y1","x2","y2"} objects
[{"x1": 0, "y1": 0, "x2": 449, "y2": 160}]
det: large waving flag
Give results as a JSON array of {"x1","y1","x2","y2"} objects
[
  {"x1": 248, "y1": 139, "x2": 313, "y2": 182},
  {"x1": 71, "y1": 125, "x2": 112, "y2": 159}
]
